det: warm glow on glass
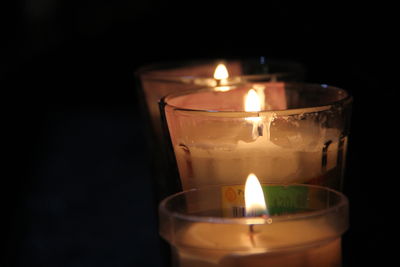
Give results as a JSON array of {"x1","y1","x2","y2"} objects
[{"x1": 245, "y1": 173, "x2": 268, "y2": 216}]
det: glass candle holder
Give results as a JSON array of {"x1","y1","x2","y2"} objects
[
  {"x1": 161, "y1": 83, "x2": 352, "y2": 191},
  {"x1": 135, "y1": 58, "x2": 306, "y2": 201},
  {"x1": 159, "y1": 184, "x2": 349, "y2": 267}
]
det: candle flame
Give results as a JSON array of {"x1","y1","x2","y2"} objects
[
  {"x1": 245, "y1": 89, "x2": 262, "y2": 112},
  {"x1": 245, "y1": 173, "x2": 268, "y2": 217},
  {"x1": 213, "y1": 63, "x2": 230, "y2": 92},
  {"x1": 245, "y1": 88, "x2": 262, "y2": 129},
  {"x1": 213, "y1": 63, "x2": 229, "y2": 80}
]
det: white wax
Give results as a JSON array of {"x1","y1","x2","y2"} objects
[
  {"x1": 174, "y1": 121, "x2": 344, "y2": 189},
  {"x1": 172, "y1": 219, "x2": 342, "y2": 267}
]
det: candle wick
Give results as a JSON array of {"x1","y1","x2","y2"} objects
[
  {"x1": 249, "y1": 224, "x2": 255, "y2": 232},
  {"x1": 257, "y1": 123, "x2": 263, "y2": 137},
  {"x1": 249, "y1": 224, "x2": 256, "y2": 247}
]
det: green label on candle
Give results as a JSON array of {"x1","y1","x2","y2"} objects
[
  {"x1": 221, "y1": 185, "x2": 310, "y2": 217},
  {"x1": 262, "y1": 186, "x2": 310, "y2": 215}
]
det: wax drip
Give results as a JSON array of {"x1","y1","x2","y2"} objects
[
  {"x1": 321, "y1": 140, "x2": 333, "y2": 172},
  {"x1": 249, "y1": 225, "x2": 256, "y2": 247},
  {"x1": 250, "y1": 119, "x2": 263, "y2": 139},
  {"x1": 179, "y1": 143, "x2": 193, "y2": 180}
]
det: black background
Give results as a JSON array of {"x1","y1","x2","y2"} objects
[{"x1": 2, "y1": 1, "x2": 398, "y2": 266}]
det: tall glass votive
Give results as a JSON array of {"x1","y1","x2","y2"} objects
[
  {"x1": 135, "y1": 58, "x2": 306, "y2": 201},
  {"x1": 161, "y1": 83, "x2": 352, "y2": 191},
  {"x1": 159, "y1": 184, "x2": 349, "y2": 267}
]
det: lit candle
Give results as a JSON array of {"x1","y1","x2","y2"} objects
[
  {"x1": 213, "y1": 63, "x2": 231, "y2": 92},
  {"x1": 159, "y1": 175, "x2": 349, "y2": 267},
  {"x1": 136, "y1": 60, "x2": 308, "y2": 202},
  {"x1": 164, "y1": 83, "x2": 350, "y2": 191},
  {"x1": 138, "y1": 61, "x2": 242, "y2": 138}
]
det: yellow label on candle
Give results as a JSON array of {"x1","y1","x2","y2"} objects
[{"x1": 221, "y1": 185, "x2": 245, "y2": 217}]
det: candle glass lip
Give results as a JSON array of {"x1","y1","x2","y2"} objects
[
  {"x1": 159, "y1": 184, "x2": 348, "y2": 225},
  {"x1": 161, "y1": 82, "x2": 352, "y2": 115},
  {"x1": 159, "y1": 184, "x2": 349, "y2": 251},
  {"x1": 135, "y1": 57, "x2": 306, "y2": 82}
]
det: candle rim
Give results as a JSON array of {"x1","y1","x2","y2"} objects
[
  {"x1": 135, "y1": 57, "x2": 305, "y2": 80},
  {"x1": 162, "y1": 83, "x2": 352, "y2": 115},
  {"x1": 159, "y1": 183, "x2": 348, "y2": 225},
  {"x1": 138, "y1": 73, "x2": 292, "y2": 83}
]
